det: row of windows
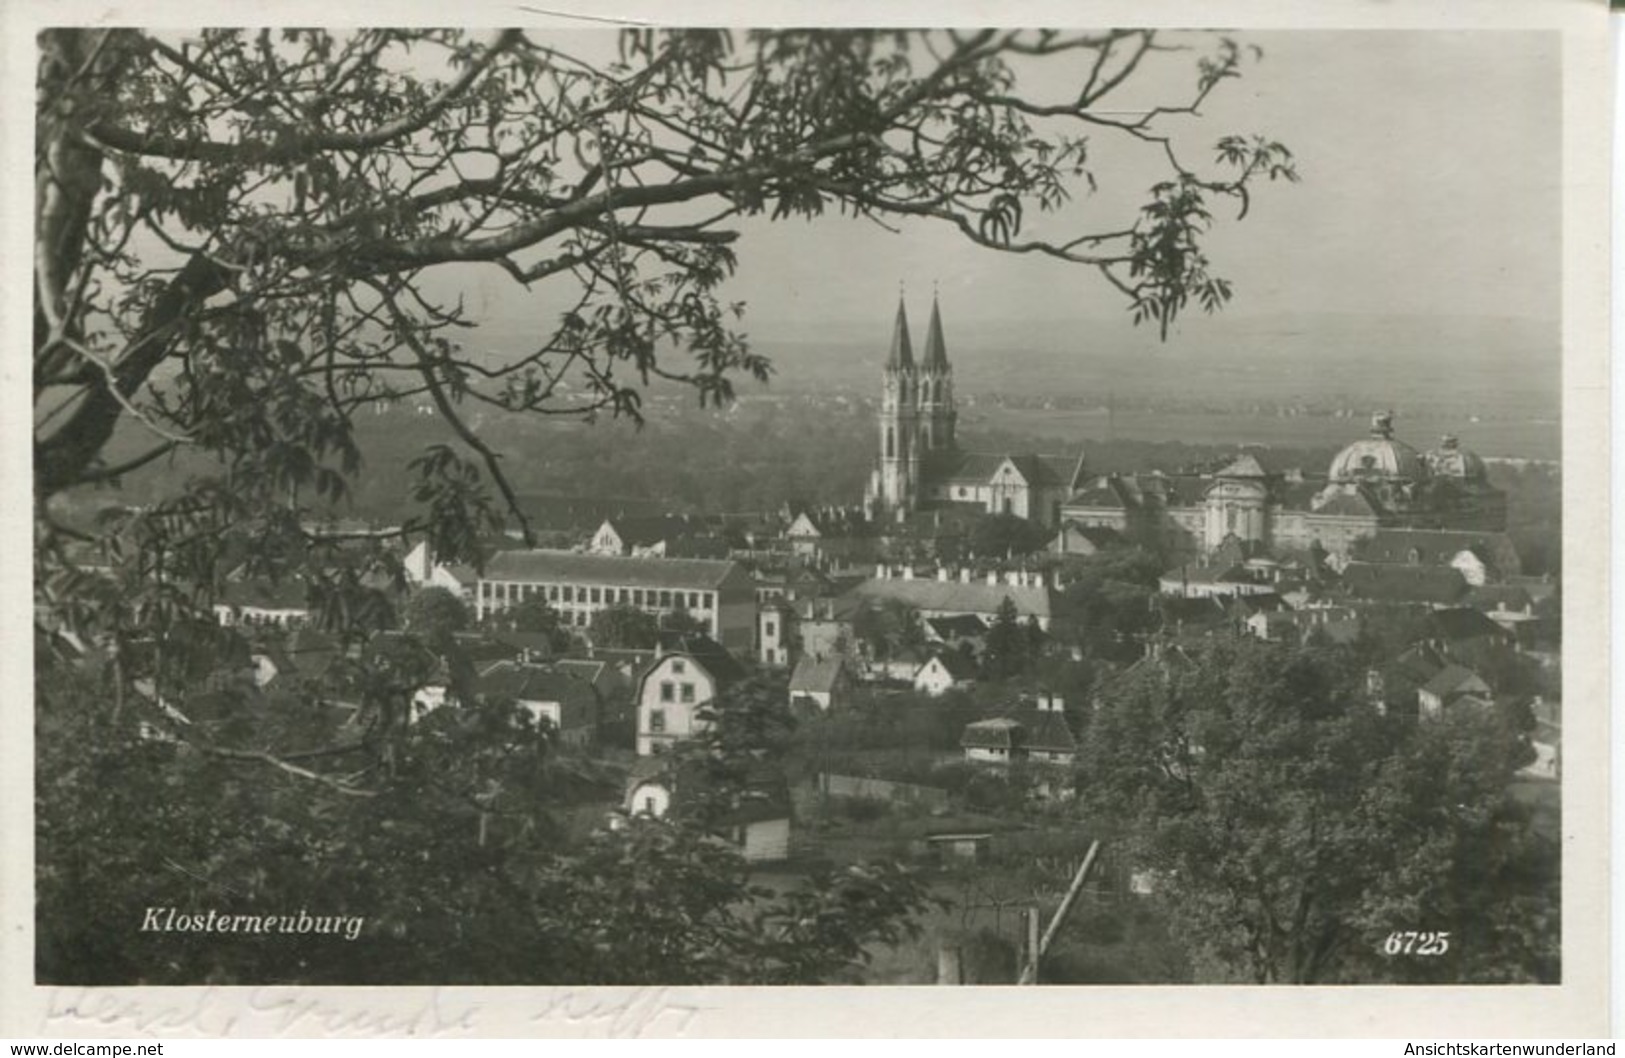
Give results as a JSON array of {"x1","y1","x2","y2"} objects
[
  {"x1": 658, "y1": 681, "x2": 697, "y2": 705},
  {"x1": 484, "y1": 582, "x2": 715, "y2": 611}
]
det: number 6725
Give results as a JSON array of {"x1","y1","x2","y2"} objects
[{"x1": 1382, "y1": 931, "x2": 1450, "y2": 956}]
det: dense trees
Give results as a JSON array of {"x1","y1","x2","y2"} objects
[
  {"x1": 1077, "y1": 637, "x2": 1555, "y2": 983},
  {"x1": 587, "y1": 603, "x2": 661, "y2": 649},
  {"x1": 36, "y1": 662, "x2": 934, "y2": 985}
]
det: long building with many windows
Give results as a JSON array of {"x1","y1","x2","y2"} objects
[{"x1": 477, "y1": 550, "x2": 757, "y2": 654}]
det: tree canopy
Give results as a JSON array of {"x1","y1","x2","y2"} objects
[{"x1": 1077, "y1": 637, "x2": 1554, "y2": 983}]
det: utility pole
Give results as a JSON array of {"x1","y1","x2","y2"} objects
[{"x1": 1017, "y1": 839, "x2": 1101, "y2": 985}]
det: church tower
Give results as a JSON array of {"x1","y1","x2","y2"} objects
[
  {"x1": 876, "y1": 296, "x2": 920, "y2": 514},
  {"x1": 917, "y1": 292, "x2": 957, "y2": 455}
]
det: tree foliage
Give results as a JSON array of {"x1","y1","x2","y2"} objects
[
  {"x1": 1077, "y1": 638, "x2": 1555, "y2": 983},
  {"x1": 36, "y1": 656, "x2": 936, "y2": 985},
  {"x1": 587, "y1": 602, "x2": 660, "y2": 650}
]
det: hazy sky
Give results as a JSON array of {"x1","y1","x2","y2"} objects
[
  {"x1": 447, "y1": 29, "x2": 1561, "y2": 354},
  {"x1": 744, "y1": 31, "x2": 1562, "y2": 332}
]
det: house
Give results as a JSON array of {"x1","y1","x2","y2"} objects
[
  {"x1": 587, "y1": 515, "x2": 700, "y2": 557},
  {"x1": 474, "y1": 661, "x2": 600, "y2": 745},
  {"x1": 850, "y1": 564, "x2": 1056, "y2": 629},
  {"x1": 622, "y1": 759, "x2": 792, "y2": 863},
  {"x1": 1417, "y1": 664, "x2": 1492, "y2": 719},
  {"x1": 1013, "y1": 695, "x2": 1078, "y2": 764},
  {"x1": 476, "y1": 549, "x2": 757, "y2": 654},
  {"x1": 960, "y1": 695, "x2": 1076, "y2": 765},
  {"x1": 1245, "y1": 605, "x2": 1360, "y2": 646},
  {"x1": 213, "y1": 578, "x2": 312, "y2": 630},
  {"x1": 633, "y1": 636, "x2": 745, "y2": 756},
  {"x1": 757, "y1": 600, "x2": 793, "y2": 668},
  {"x1": 1422, "y1": 606, "x2": 1518, "y2": 654},
  {"x1": 792, "y1": 594, "x2": 862, "y2": 662},
  {"x1": 401, "y1": 540, "x2": 477, "y2": 600},
  {"x1": 913, "y1": 651, "x2": 978, "y2": 697},
  {"x1": 1522, "y1": 699, "x2": 1560, "y2": 780},
  {"x1": 1351, "y1": 529, "x2": 1522, "y2": 585},
  {"x1": 1158, "y1": 561, "x2": 1278, "y2": 600},
  {"x1": 1049, "y1": 521, "x2": 1125, "y2": 557},
  {"x1": 960, "y1": 717, "x2": 1025, "y2": 764},
  {"x1": 1337, "y1": 562, "x2": 1469, "y2": 607},
  {"x1": 788, "y1": 654, "x2": 852, "y2": 711},
  {"x1": 784, "y1": 506, "x2": 870, "y2": 559},
  {"x1": 924, "y1": 613, "x2": 988, "y2": 656}
]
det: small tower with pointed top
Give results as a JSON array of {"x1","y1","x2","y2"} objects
[
  {"x1": 918, "y1": 291, "x2": 957, "y2": 455},
  {"x1": 875, "y1": 295, "x2": 920, "y2": 514}
]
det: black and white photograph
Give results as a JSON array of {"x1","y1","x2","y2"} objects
[{"x1": 9, "y1": 0, "x2": 1612, "y2": 1038}]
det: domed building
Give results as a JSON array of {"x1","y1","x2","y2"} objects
[{"x1": 1060, "y1": 410, "x2": 1508, "y2": 560}]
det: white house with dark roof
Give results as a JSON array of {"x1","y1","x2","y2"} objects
[
  {"x1": 913, "y1": 651, "x2": 977, "y2": 697},
  {"x1": 788, "y1": 654, "x2": 851, "y2": 711},
  {"x1": 633, "y1": 637, "x2": 744, "y2": 756},
  {"x1": 477, "y1": 549, "x2": 756, "y2": 654}
]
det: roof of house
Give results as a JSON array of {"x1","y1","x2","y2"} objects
[
  {"x1": 1338, "y1": 562, "x2": 1468, "y2": 605},
  {"x1": 1160, "y1": 562, "x2": 1255, "y2": 588},
  {"x1": 925, "y1": 614, "x2": 989, "y2": 640},
  {"x1": 918, "y1": 650, "x2": 978, "y2": 681},
  {"x1": 1012, "y1": 706, "x2": 1077, "y2": 754},
  {"x1": 1064, "y1": 477, "x2": 1135, "y2": 510},
  {"x1": 961, "y1": 717, "x2": 1023, "y2": 749},
  {"x1": 1158, "y1": 596, "x2": 1231, "y2": 629},
  {"x1": 793, "y1": 594, "x2": 864, "y2": 622},
  {"x1": 478, "y1": 660, "x2": 597, "y2": 707},
  {"x1": 1313, "y1": 489, "x2": 1382, "y2": 518},
  {"x1": 929, "y1": 451, "x2": 1081, "y2": 490},
  {"x1": 1421, "y1": 664, "x2": 1488, "y2": 699},
  {"x1": 219, "y1": 578, "x2": 311, "y2": 610},
  {"x1": 1213, "y1": 454, "x2": 1270, "y2": 479},
  {"x1": 484, "y1": 549, "x2": 748, "y2": 590},
  {"x1": 1354, "y1": 529, "x2": 1521, "y2": 571},
  {"x1": 1395, "y1": 643, "x2": 1449, "y2": 685},
  {"x1": 1464, "y1": 584, "x2": 1535, "y2": 613},
  {"x1": 789, "y1": 654, "x2": 847, "y2": 695},
  {"x1": 849, "y1": 578, "x2": 1054, "y2": 619},
  {"x1": 641, "y1": 632, "x2": 746, "y2": 688},
  {"x1": 1426, "y1": 606, "x2": 1513, "y2": 643}
]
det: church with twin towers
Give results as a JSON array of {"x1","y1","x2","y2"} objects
[
  {"x1": 862, "y1": 291, "x2": 1085, "y2": 529},
  {"x1": 860, "y1": 291, "x2": 1508, "y2": 560}
]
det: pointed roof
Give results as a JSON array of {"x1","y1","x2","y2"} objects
[
  {"x1": 922, "y1": 296, "x2": 949, "y2": 371},
  {"x1": 886, "y1": 297, "x2": 915, "y2": 370},
  {"x1": 1214, "y1": 454, "x2": 1269, "y2": 479}
]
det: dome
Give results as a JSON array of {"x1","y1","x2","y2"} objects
[
  {"x1": 1426, "y1": 435, "x2": 1487, "y2": 480},
  {"x1": 1327, "y1": 411, "x2": 1426, "y2": 482}
]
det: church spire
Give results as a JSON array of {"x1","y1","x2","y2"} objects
[
  {"x1": 922, "y1": 290, "x2": 949, "y2": 371},
  {"x1": 886, "y1": 293, "x2": 915, "y2": 370}
]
